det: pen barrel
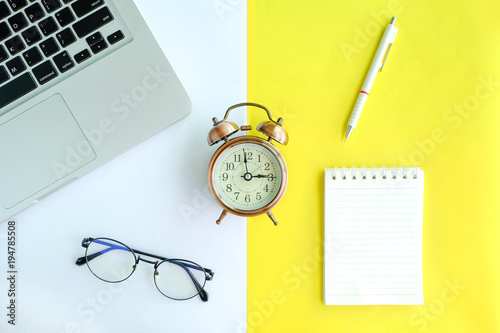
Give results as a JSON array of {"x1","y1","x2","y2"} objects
[{"x1": 348, "y1": 92, "x2": 368, "y2": 126}]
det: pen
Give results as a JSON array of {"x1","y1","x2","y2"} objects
[{"x1": 345, "y1": 17, "x2": 398, "y2": 141}]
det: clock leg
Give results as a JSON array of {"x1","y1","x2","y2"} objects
[
  {"x1": 216, "y1": 210, "x2": 229, "y2": 225},
  {"x1": 267, "y1": 211, "x2": 278, "y2": 226}
]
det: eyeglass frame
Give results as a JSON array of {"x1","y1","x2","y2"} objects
[{"x1": 75, "y1": 237, "x2": 214, "y2": 302}]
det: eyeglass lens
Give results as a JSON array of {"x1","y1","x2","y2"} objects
[
  {"x1": 85, "y1": 238, "x2": 136, "y2": 283},
  {"x1": 154, "y1": 260, "x2": 207, "y2": 300}
]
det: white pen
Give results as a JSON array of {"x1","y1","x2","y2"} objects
[{"x1": 345, "y1": 17, "x2": 398, "y2": 141}]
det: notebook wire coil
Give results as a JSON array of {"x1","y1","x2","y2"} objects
[{"x1": 331, "y1": 166, "x2": 419, "y2": 180}]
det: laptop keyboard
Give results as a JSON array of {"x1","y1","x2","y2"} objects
[{"x1": 0, "y1": 0, "x2": 130, "y2": 112}]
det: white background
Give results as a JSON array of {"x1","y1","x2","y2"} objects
[{"x1": 0, "y1": 0, "x2": 247, "y2": 332}]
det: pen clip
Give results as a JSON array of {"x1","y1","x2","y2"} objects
[
  {"x1": 380, "y1": 42, "x2": 393, "y2": 72},
  {"x1": 380, "y1": 18, "x2": 397, "y2": 72}
]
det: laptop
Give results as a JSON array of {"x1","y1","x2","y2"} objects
[{"x1": 0, "y1": 0, "x2": 191, "y2": 222}]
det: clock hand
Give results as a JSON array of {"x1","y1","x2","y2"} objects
[
  {"x1": 254, "y1": 174, "x2": 275, "y2": 179},
  {"x1": 243, "y1": 149, "x2": 249, "y2": 174},
  {"x1": 241, "y1": 173, "x2": 275, "y2": 180},
  {"x1": 242, "y1": 149, "x2": 252, "y2": 181}
]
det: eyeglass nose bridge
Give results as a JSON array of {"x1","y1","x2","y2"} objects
[
  {"x1": 132, "y1": 256, "x2": 158, "y2": 274},
  {"x1": 137, "y1": 256, "x2": 159, "y2": 265}
]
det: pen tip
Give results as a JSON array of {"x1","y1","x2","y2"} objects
[
  {"x1": 345, "y1": 126, "x2": 353, "y2": 142},
  {"x1": 391, "y1": 17, "x2": 396, "y2": 24}
]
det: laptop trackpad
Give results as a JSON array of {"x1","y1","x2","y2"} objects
[{"x1": 0, "y1": 94, "x2": 96, "y2": 209}]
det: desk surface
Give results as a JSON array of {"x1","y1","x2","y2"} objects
[{"x1": 248, "y1": 0, "x2": 500, "y2": 332}]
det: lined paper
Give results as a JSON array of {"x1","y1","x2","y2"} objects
[{"x1": 323, "y1": 167, "x2": 424, "y2": 305}]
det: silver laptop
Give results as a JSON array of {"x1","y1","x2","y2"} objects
[{"x1": 0, "y1": 0, "x2": 191, "y2": 222}]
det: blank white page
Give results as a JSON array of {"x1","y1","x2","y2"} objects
[{"x1": 323, "y1": 166, "x2": 424, "y2": 305}]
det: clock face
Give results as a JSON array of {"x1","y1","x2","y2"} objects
[{"x1": 210, "y1": 137, "x2": 286, "y2": 214}]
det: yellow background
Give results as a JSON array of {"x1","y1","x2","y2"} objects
[{"x1": 247, "y1": 0, "x2": 500, "y2": 332}]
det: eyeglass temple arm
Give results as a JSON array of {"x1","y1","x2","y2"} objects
[{"x1": 75, "y1": 238, "x2": 131, "y2": 266}]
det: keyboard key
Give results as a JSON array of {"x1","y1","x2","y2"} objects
[
  {"x1": 7, "y1": 0, "x2": 27, "y2": 12},
  {"x1": 39, "y1": 37, "x2": 59, "y2": 56},
  {"x1": 0, "y1": 21, "x2": 11, "y2": 42},
  {"x1": 56, "y1": 27, "x2": 76, "y2": 47},
  {"x1": 32, "y1": 60, "x2": 57, "y2": 84},
  {"x1": 21, "y1": 26, "x2": 41, "y2": 45},
  {"x1": 5, "y1": 35, "x2": 25, "y2": 55},
  {"x1": 53, "y1": 50, "x2": 73, "y2": 73},
  {"x1": 71, "y1": 0, "x2": 103, "y2": 17},
  {"x1": 0, "y1": 45, "x2": 8, "y2": 62},
  {"x1": 107, "y1": 30, "x2": 124, "y2": 45},
  {"x1": 55, "y1": 7, "x2": 74, "y2": 26},
  {"x1": 85, "y1": 31, "x2": 102, "y2": 47},
  {"x1": 8, "y1": 12, "x2": 28, "y2": 32},
  {"x1": 72, "y1": 6, "x2": 113, "y2": 38},
  {"x1": 0, "y1": 72, "x2": 37, "y2": 109},
  {"x1": 0, "y1": 65, "x2": 9, "y2": 84},
  {"x1": 24, "y1": 2, "x2": 44, "y2": 22},
  {"x1": 38, "y1": 16, "x2": 58, "y2": 36},
  {"x1": 6, "y1": 55, "x2": 26, "y2": 76},
  {"x1": 0, "y1": 1, "x2": 11, "y2": 20},
  {"x1": 74, "y1": 48, "x2": 90, "y2": 63},
  {"x1": 41, "y1": 0, "x2": 61, "y2": 13},
  {"x1": 22, "y1": 46, "x2": 42, "y2": 66},
  {"x1": 90, "y1": 39, "x2": 106, "y2": 54}
]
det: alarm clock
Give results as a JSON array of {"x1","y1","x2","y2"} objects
[{"x1": 207, "y1": 103, "x2": 288, "y2": 226}]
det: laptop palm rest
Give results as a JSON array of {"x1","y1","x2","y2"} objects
[{"x1": 0, "y1": 94, "x2": 96, "y2": 209}]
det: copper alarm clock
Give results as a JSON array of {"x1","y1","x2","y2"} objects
[{"x1": 207, "y1": 103, "x2": 288, "y2": 226}]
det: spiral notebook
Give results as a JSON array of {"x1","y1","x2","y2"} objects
[{"x1": 323, "y1": 166, "x2": 424, "y2": 305}]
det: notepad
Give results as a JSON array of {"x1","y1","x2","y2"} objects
[{"x1": 323, "y1": 166, "x2": 424, "y2": 305}]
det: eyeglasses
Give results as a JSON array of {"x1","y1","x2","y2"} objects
[{"x1": 75, "y1": 237, "x2": 214, "y2": 302}]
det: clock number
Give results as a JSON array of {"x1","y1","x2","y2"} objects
[
  {"x1": 234, "y1": 192, "x2": 240, "y2": 200},
  {"x1": 247, "y1": 152, "x2": 253, "y2": 160},
  {"x1": 234, "y1": 154, "x2": 241, "y2": 162},
  {"x1": 256, "y1": 192, "x2": 262, "y2": 201},
  {"x1": 267, "y1": 173, "x2": 275, "y2": 181},
  {"x1": 258, "y1": 155, "x2": 261, "y2": 163},
  {"x1": 226, "y1": 184, "x2": 232, "y2": 192},
  {"x1": 222, "y1": 173, "x2": 229, "y2": 181},
  {"x1": 226, "y1": 162, "x2": 235, "y2": 171},
  {"x1": 265, "y1": 163, "x2": 270, "y2": 171},
  {"x1": 263, "y1": 184, "x2": 269, "y2": 192},
  {"x1": 245, "y1": 194, "x2": 251, "y2": 203}
]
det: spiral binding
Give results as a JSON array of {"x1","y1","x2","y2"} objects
[{"x1": 331, "y1": 166, "x2": 418, "y2": 180}]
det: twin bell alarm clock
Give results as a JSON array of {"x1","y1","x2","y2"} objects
[{"x1": 207, "y1": 103, "x2": 288, "y2": 226}]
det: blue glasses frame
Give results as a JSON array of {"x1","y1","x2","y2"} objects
[{"x1": 75, "y1": 237, "x2": 214, "y2": 302}]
